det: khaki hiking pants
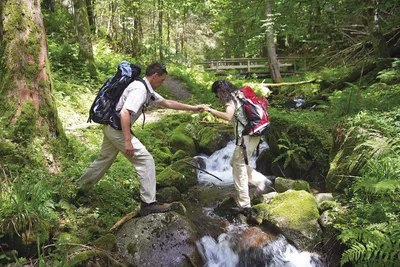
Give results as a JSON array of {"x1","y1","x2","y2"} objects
[
  {"x1": 231, "y1": 135, "x2": 268, "y2": 208},
  {"x1": 76, "y1": 125, "x2": 156, "y2": 203}
]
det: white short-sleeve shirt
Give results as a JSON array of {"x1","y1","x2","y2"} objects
[{"x1": 115, "y1": 77, "x2": 164, "y2": 125}]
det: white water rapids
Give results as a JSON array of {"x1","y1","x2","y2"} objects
[{"x1": 194, "y1": 140, "x2": 325, "y2": 267}]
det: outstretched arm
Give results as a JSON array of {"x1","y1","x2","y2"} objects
[
  {"x1": 159, "y1": 99, "x2": 204, "y2": 112},
  {"x1": 201, "y1": 104, "x2": 235, "y2": 121}
]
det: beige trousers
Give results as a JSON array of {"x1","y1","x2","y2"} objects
[
  {"x1": 76, "y1": 125, "x2": 156, "y2": 203},
  {"x1": 231, "y1": 135, "x2": 267, "y2": 208}
]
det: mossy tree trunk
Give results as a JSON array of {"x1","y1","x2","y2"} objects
[
  {"x1": 0, "y1": 0, "x2": 64, "y2": 168},
  {"x1": 265, "y1": 0, "x2": 282, "y2": 84},
  {"x1": 73, "y1": 0, "x2": 97, "y2": 78}
]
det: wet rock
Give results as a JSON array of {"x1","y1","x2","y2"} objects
[
  {"x1": 198, "y1": 126, "x2": 233, "y2": 155},
  {"x1": 157, "y1": 186, "x2": 182, "y2": 203},
  {"x1": 255, "y1": 190, "x2": 322, "y2": 251},
  {"x1": 274, "y1": 177, "x2": 310, "y2": 193},
  {"x1": 115, "y1": 212, "x2": 200, "y2": 267}
]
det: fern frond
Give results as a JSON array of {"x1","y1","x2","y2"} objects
[{"x1": 341, "y1": 242, "x2": 366, "y2": 265}]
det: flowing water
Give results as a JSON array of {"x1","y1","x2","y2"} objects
[{"x1": 191, "y1": 140, "x2": 325, "y2": 267}]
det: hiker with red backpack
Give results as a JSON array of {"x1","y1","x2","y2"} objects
[
  {"x1": 202, "y1": 80, "x2": 271, "y2": 217},
  {"x1": 76, "y1": 62, "x2": 205, "y2": 216}
]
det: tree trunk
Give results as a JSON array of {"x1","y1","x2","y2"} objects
[
  {"x1": 85, "y1": 0, "x2": 95, "y2": 30},
  {"x1": 131, "y1": 0, "x2": 141, "y2": 58},
  {"x1": 158, "y1": 0, "x2": 163, "y2": 60},
  {"x1": 43, "y1": 0, "x2": 55, "y2": 12},
  {"x1": 73, "y1": 0, "x2": 97, "y2": 78},
  {"x1": 366, "y1": 0, "x2": 391, "y2": 69},
  {"x1": 0, "y1": 0, "x2": 64, "y2": 148},
  {"x1": 265, "y1": 0, "x2": 282, "y2": 84}
]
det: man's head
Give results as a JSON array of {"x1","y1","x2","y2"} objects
[{"x1": 145, "y1": 62, "x2": 168, "y2": 89}]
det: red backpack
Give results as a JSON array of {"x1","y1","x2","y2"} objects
[
  {"x1": 234, "y1": 86, "x2": 270, "y2": 164},
  {"x1": 235, "y1": 86, "x2": 270, "y2": 136}
]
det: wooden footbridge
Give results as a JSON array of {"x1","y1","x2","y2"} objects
[{"x1": 199, "y1": 57, "x2": 302, "y2": 77}]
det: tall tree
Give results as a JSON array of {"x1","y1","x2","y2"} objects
[
  {"x1": 43, "y1": 0, "x2": 55, "y2": 12},
  {"x1": 158, "y1": 0, "x2": 164, "y2": 60},
  {"x1": 366, "y1": 0, "x2": 391, "y2": 69},
  {"x1": 73, "y1": 0, "x2": 97, "y2": 77},
  {"x1": 86, "y1": 0, "x2": 95, "y2": 30},
  {"x1": 265, "y1": 0, "x2": 282, "y2": 83},
  {"x1": 0, "y1": 0, "x2": 64, "y2": 157}
]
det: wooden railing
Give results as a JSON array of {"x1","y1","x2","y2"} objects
[{"x1": 199, "y1": 57, "x2": 300, "y2": 77}]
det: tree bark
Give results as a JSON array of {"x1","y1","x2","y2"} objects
[
  {"x1": 366, "y1": 0, "x2": 391, "y2": 69},
  {"x1": 85, "y1": 0, "x2": 95, "y2": 30},
  {"x1": 43, "y1": 0, "x2": 55, "y2": 12},
  {"x1": 265, "y1": 0, "x2": 282, "y2": 84},
  {"x1": 0, "y1": 0, "x2": 64, "y2": 140},
  {"x1": 73, "y1": 0, "x2": 97, "y2": 78},
  {"x1": 158, "y1": 0, "x2": 163, "y2": 60}
]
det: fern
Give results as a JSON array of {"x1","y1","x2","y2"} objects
[
  {"x1": 339, "y1": 223, "x2": 400, "y2": 266},
  {"x1": 273, "y1": 138, "x2": 308, "y2": 170}
]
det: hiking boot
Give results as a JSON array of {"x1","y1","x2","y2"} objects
[
  {"x1": 231, "y1": 206, "x2": 251, "y2": 216},
  {"x1": 140, "y1": 201, "x2": 171, "y2": 216}
]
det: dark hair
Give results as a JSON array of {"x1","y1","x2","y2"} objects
[
  {"x1": 145, "y1": 62, "x2": 168, "y2": 76},
  {"x1": 211, "y1": 80, "x2": 237, "y2": 103}
]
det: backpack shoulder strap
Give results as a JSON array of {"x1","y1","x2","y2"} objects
[{"x1": 134, "y1": 77, "x2": 152, "y2": 129}]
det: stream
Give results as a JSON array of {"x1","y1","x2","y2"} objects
[{"x1": 182, "y1": 140, "x2": 325, "y2": 267}]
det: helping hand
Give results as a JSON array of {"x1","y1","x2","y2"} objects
[{"x1": 196, "y1": 104, "x2": 208, "y2": 112}]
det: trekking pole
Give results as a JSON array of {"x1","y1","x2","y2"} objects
[{"x1": 183, "y1": 161, "x2": 224, "y2": 182}]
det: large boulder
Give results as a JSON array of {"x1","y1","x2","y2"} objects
[
  {"x1": 198, "y1": 126, "x2": 233, "y2": 155},
  {"x1": 253, "y1": 190, "x2": 322, "y2": 251},
  {"x1": 115, "y1": 212, "x2": 200, "y2": 267}
]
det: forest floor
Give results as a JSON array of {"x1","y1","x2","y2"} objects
[{"x1": 142, "y1": 75, "x2": 193, "y2": 123}]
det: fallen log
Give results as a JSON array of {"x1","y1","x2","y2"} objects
[{"x1": 260, "y1": 79, "x2": 318, "y2": 87}]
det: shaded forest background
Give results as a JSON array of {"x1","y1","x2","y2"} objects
[{"x1": 0, "y1": 0, "x2": 399, "y2": 266}]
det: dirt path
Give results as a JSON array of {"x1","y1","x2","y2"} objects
[
  {"x1": 162, "y1": 75, "x2": 192, "y2": 100},
  {"x1": 142, "y1": 75, "x2": 194, "y2": 123}
]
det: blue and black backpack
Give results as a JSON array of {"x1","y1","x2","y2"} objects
[{"x1": 87, "y1": 61, "x2": 149, "y2": 130}]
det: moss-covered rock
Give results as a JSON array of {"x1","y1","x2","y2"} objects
[
  {"x1": 169, "y1": 131, "x2": 196, "y2": 157},
  {"x1": 157, "y1": 186, "x2": 182, "y2": 203},
  {"x1": 257, "y1": 190, "x2": 322, "y2": 251},
  {"x1": 214, "y1": 196, "x2": 237, "y2": 217},
  {"x1": 169, "y1": 158, "x2": 198, "y2": 187},
  {"x1": 156, "y1": 157, "x2": 198, "y2": 193},
  {"x1": 157, "y1": 167, "x2": 189, "y2": 193},
  {"x1": 92, "y1": 233, "x2": 116, "y2": 251},
  {"x1": 66, "y1": 249, "x2": 125, "y2": 267},
  {"x1": 152, "y1": 146, "x2": 172, "y2": 167},
  {"x1": 318, "y1": 200, "x2": 337, "y2": 213},
  {"x1": 171, "y1": 149, "x2": 189, "y2": 162},
  {"x1": 274, "y1": 177, "x2": 310, "y2": 193},
  {"x1": 198, "y1": 126, "x2": 233, "y2": 155}
]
